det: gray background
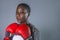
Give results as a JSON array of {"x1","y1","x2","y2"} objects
[{"x1": 0, "y1": 0, "x2": 60, "y2": 40}]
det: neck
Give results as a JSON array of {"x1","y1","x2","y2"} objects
[
  {"x1": 18, "y1": 20, "x2": 28, "y2": 24},
  {"x1": 21, "y1": 20, "x2": 27, "y2": 24}
]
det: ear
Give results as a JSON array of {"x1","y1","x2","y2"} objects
[{"x1": 28, "y1": 12, "x2": 30, "y2": 16}]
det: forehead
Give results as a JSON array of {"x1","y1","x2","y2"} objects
[
  {"x1": 17, "y1": 6, "x2": 27, "y2": 12},
  {"x1": 17, "y1": 6, "x2": 27, "y2": 10}
]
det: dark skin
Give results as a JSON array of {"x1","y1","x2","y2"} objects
[
  {"x1": 16, "y1": 6, "x2": 29, "y2": 24},
  {"x1": 16, "y1": 6, "x2": 31, "y2": 38}
]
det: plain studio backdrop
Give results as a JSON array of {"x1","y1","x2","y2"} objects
[{"x1": 0, "y1": 0, "x2": 60, "y2": 40}]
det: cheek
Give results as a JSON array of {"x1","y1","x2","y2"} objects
[
  {"x1": 16, "y1": 15, "x2": 19, "y2": 19},
  {"x1": 16, "y1": 15, "x2": 18, "y2": 18},
  {"x1": 16, "y1": 14, "x2": 22, "y2": 19},
  {"x1": 19, "y1": 14, "x2": 28, "y2": 19},
  {"x1": 25, "y1": 13, "x2": 28, "y2": 18},
  {"x1": 16, "y1": 13, "x2": 28, "y2": 20}
]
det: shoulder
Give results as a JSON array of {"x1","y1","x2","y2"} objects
[{"x1": 28, "y1": 23, "x2": 39, "y2": 32}]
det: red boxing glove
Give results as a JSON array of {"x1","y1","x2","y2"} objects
[
  {"x1": 4, "y1": 36, "x2": 10, "y2": 40},
  {"x1": 4, "y1": 23, "x2": 19, "y2": 40},
  {"x1": 15, "y1": 23, "x2": 31, "y2": 40},
  {"x1": 6, "y1": 23, "x2": 18, "y2": 34}
]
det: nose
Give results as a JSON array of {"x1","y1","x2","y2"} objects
[
  {"x1": 16, "y1": 13, "x2": 25, "y2": 19},
  {"x1": 20, "y1": 13, "x2": 25, "y2": 18}
]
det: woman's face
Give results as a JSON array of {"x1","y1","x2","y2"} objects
[{"x1": 16, "y1": 6, "x2": 29, "y2": 23}]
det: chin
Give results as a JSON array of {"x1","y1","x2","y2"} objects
[
  {"x1": 17, "y1": 19, "x2": 26, "y2": 23},
  {"x1": 17, "y1": 20, "x2": 21, "y2": 24}
]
